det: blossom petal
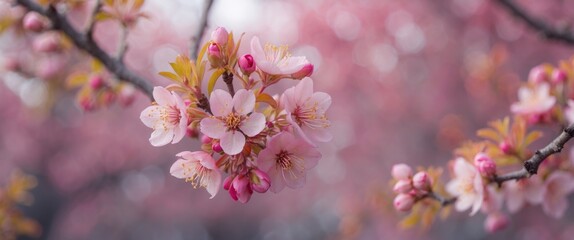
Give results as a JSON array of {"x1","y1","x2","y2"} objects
[
  {"x1": 220, "y1": 131, "x2": 245, "y2": 155},
  {"x1": 311, "y1": 92, "x2": 332, "y2": 113},
  {"x1": 268, "y1": 167, "x2": 285, "y2": 193},
  {"x1": 210, "y1": 89, "x2": 233, "y2": 117},
  {"x1": 149, "y1": 129, "x2": 173, "y2": 146},
  {"x1": 455, "y1": 194, "x2": 475, "y2": 212},
  {"x1": 240, "y1": 112, "x2": 266, "y2": 137},
  {"x1": 170, "y1": 159, "x2": 191, "y2": 179},
  {"x1": 206, "y1": 170, "x2": 222, "y2": 199},
  {"x1": 153, "y1": 86, "x2": 175, "y2": 106},
  {"x1": 543, "y1": 194, "x2": 568, "y2": 218},
  {"x1": 524, "y1": 175, "x2": 545, "y2": 204},
  {"x1": 232, "y1": 89, "x2": 255, "y2": 115},
  {"x1": 140, "y1": 106, "x2": 161, "y2": 128},
  {"x1": 200, "y1": 117, "x2": 226, "y2": 139},
  {"x1": 294, "y1": 77, "x2": 314, "y2": 104},
  {"x1": 280, "y1": 56, "x2": 309, "y2": 74}
]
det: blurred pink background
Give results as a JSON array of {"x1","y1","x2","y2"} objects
[{"x1": 2, "y1": 0, "x2": 574, "y2": 239}]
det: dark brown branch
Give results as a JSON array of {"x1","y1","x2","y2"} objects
[
  {"x1": 85, "y1": 0, "x2": 102, "y2": 41},
  {"x1": 15, "y1": 0, "x2": 154, "y2": 100},
  {"x1": 190, "y1": 0, "x2": 215, "y2": 59},
  {"x1": 223, "y1": 71, "x2": 235, "y2": 96},
  {"x1": 117, "y1": 26, "x2": 129, "y2": 62},
  {"x1": 427, "y1": 191, "x2": 456, "y2": 207},
  {"x1": 496, "y1": 0, "x2": 574, "y2": 45}
]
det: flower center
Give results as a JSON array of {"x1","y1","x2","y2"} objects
[
  {"x1": 275, "y1": 150, "x2": 293, "y2": 170},
  {"x1": 264, "y1": 43, "x2": 291, "y2": 65},
  {"x1": 224, "y1": 113, "x2": 242, "y2": 131},
  {"x1": 183, "y1": 162, "x2": 211, "y2": 189},
  {"x1": 293, "y1": 103, "x2": 330, "y2": 129}
]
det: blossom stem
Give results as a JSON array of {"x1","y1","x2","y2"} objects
[
  {"x1": 426, "y1": 191, "x2": 457, "y2": 207},
  {"x1": 496, "y1": 0, "x2": 574, "y2": 45},
  {"x1": 14, "y1": 0, "x2": 154, "y2": 100},
  {"x1": 117, "y1": 25, "x2": 129, "y2": 62},
  {"x1": 190, "y1": 0, "x2": 215, "y2": 59},
  {"x1": 223, "y1": 71, "x2": 235, "y2": 96},
  {"x1": 86, "y1": 0, "x2": 102, "y2": 41}
]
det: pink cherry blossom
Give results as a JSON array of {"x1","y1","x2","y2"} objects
[
  {"x1": 281, "y1": 77, "x2": 332, "y2": 145},
  {"x1": 170, "y1": 151, "x2": 222, "y2": 199},
  {"x1": 199, "y1": 89, "x2": 266, "y2": 155},
  {"x1": 504, "y1": 175, "x2": 545, "y2": 213},
  {"x1": 257, "y1": 132, "x2": 321, "y2": 193},
  {"x1": 140, "y1": 86, "x2": 188, "y2": 147},
  {"x1": 542, "y1": 171, "x2": 574, "y2": 218},
  {"x1": 510, "y1": 83, "x2": 556, "y2": 115},
  {"x1": 484, "y1": 212, "x2": 509, "y2": 233},
  {"x1": 445, "y1": 158, "x2": 484, "y2": 216},
  {"x1": 391, "y1": 164, "x2": 413, "y2": 180},
  {"x1": 250, "y1": 36, "x2": 311, "y2": 76},
  {"x1": 227, "y1": 174, "x2": 253, "y2": 203}
]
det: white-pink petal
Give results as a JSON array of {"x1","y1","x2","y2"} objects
[
  {"x1": 232, "y1": 89, "x2": 255, "y2": 115},
  {"x1": 200, "y1": 117, "x2": 227, "y2": 139},
  {"x1": 152, "y1": 86, "x2": 175, "y2": 106},
  {"x1": 240, "y1": 112, "x2": 266, "y2": 137},
  {"x1": 149, "y1": 129, "x2": 174, "y2": 147},
  {"x1": 210, "y1": 89, "x2": 233, "y2": 117},
  {"x1": 220, "y1": 131, "x2": 246, "y2": 155},
  {"x1": 169, "y1": 159, "x2": 191, "y2": 179}
]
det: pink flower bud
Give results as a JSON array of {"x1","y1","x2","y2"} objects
[
  {"x1": 3, "y1": 58, "x2": 20, "y2": 71},
  {"x1": 474, "y1": 153, "x2": 497, "y2": 176},
  {"x1": 412, "y1": 171, "x2": 431, "y2": 191},
  {"x1": 88, "y1": 75, "x2": 105, "y2": 89},
  {"x1": 207, "y1": 43, "x2": 224, "y2": 68},
  {"x1": 23, "y1": 12, "x2": 46, "y2": 32},
  {"x1": 118, "y1": 84, "x2": 136, "y2": 107},
  {"x1": 186, "y1": 127, "x2": 199, "y2": 138},
  {"x1": 101, "y1": 91, "x2": 116, "y2": 106},
  {"x1": 499, "y1": 141, "x2": 513, "y2": 155},
  {"x1": 250, "y1": 169, "x2": 270, "y2": 193},
  {"x1": 238, "y1": 54, "x2": 256, "y2": 75},
  {"x1": 201, "y1": 135, "x2": 212, "y2": 144},
  {"x1": 552, "y1": 69, "x2": 567, "y2": 84},
  {"x1": 393, "y1": 193, "x2": 415, "y2": 212},
  {"x1": 211, "y1": 27, "x2": 228, "y2": 46},
  {"x1": 391, "y1": 164, "x2": 412, "y2": 180},
  {"x1": 223, "y1": 176, "x2": 233, "y2": 191},
  {"x1": 528, "y1": 66, "x2": 548, "y2": 84},
  {"x1": 228, "y1": 174, "x2": 253, "y2": 203},
  {"x1": 33, "y1": 33, "x2": 61, "y2": 53},
  {"x1": 393, "y1": 180, "x2": 412, "y2": 194},
  {"x1": 212, "y1": 141, "x2": 223, "y2": 153},
  {"x1": 484, "y1": 213, "x2": 508, "y2": 233},
  {"x1": 291, "y1": 63, "x2": 314, "y2": 79},
  {"x1": 79, "y1": 97, "x2": 95, "y2": 111}
]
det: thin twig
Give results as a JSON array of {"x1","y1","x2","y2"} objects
[
  {"x1": 86, "y1": 0, "x2": 102, "y2": 41},
  {"x1": 117, "y1": 26, "x2": 129, "y2": 62},
  {"x1": 223, "y1": 71, "x2": 235, "y2": 96},
  {"x1": 15, "y1": 0, "x2": 154, "y2": 100},
  {"x1": 427, "y1": 191, "x2": 457, "y2": 207},
  {"x1": 190, "y1": 0, "x2": 215, "y2": 59},
  {"x1": 496, "y1": 0, "x2": 574, "y2": 45}
]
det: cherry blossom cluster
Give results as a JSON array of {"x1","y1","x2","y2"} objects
[
  {"x1": 140, "y1": 27, "x2": 332, "y2": 203},
  {"x1": 390, "y1": 59, "x2": 574, "y2": 232}
]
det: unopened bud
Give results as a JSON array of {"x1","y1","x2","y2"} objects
[
  {"x1": 211, "y1": 27, "x2": 228, "y2": 46},
  {"x1": 88, "y1": 75, "x2": 105, "y2": 89},
  {"x1": 528, "y1": 66, "x2": 548, "y2": 84},
  {"x1": 391, "y1": 164, "x2": 412, "y2": 180},
  {"x1": 393, "y1": 180, "x2": 412, "y2": 194},
  {"x1": 499, "y1": 141, "x2": 513, "y2": 155},
  {"x1": 412, "y1": 171, "x2": 431, "y2": 191},
  {"x1": 33, "y1": 32, "x2": 61, "y2": 53},
  {"x1": 250, "y1": 169, "x2": 270, "y2": 193},
  {"x1": 23, "y1": 12, "x2": 47, "y2": 32},
  {"x1": 551, "y1": 69, "x2": 567, "y2": 84},
  {"x1": 291, "y1": 63, "x2": 314, "y2": 79},
  {"x1": 474, "y1": 153, "x2": 497, "y2": 176},
  {"x1": 207, "y1": 43, "x2": 224, "y2": 68},
  {"x1": 484, "y1": 213, "x2": 509, "y2": 233},
  {"x1": 393, "y1": 193, "x2": 415, "y2": 212},
  {"x1": 79, "y1": 97, "x2": 95, "y2": 112},
  {"x1": 238, "y1": 54, "x2": 256, "y2": 75},
  {"x1": 212, "y1": 141, "x2": 223, "y2": 153},
  {"x1": 229, "y1": 174, "x2": 253, "y2": 203},
  {"x1": 201, "y1": 135, "x2": 212, "y2": 144}
]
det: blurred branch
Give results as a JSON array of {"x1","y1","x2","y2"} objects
[
  {"x1": 14, "y1": 0, "x2": 154, "y2": 100},
  {"x1": 496, "y1": 0, "x2": 574, "y2": 45},
  {"x1": 429, "y1": 123, "x2": 574, "y2": 207},
  {"x1": 86, "y1": 0, "x2": 102, "y2": 41},
  {"x1": 190, "y1": 0, "x2": 215, "y2": 59},
  {"x1": 117, "y1": 26, "x2": 129, "y2": 62}
]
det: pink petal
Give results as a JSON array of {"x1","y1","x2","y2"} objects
[
  {"x1": 152, "y1": 86, "x2": 175, "y2": 106},
  {"x1": 149, "y1": 129, "x2": 173, "y2": 147},
  {"x1": 547, "y1": 172, "x2": 574, "y2": 195},
  {"x1": 206, "y1": 170, "x2": 222, "y2": 199},
  {"x1": 172, "y1": 114, "x2": 188, "y2": 144},
  {"x1": 169, "y1": 159, "x2": 190, "y2": 179},
  {"x1": 524, "y1": 176, "x2": 545, "y2": 204},
  {"x1": 305, "y1": 127, "x2": 333, "y2": 143},
  {"x1": 543, "y1": 194, "x2": 568, "y2": 218},
  {"x1": 311, "y1": 92, "x2": 332, "y2": 113},
  {"x1": 280, "y1": 88, "x2": 297, "y2": 112},
  {"x1": 282, "y1": 159, "x2": 307, "y2": 189},
  {"x1": 250, "y1": 36, "x2": 266, "y2": 65},
  {"x1": 232, "y1": 89, "x2": 255, "y2": 115},
  {"x1": 239, "y1": 112, "x2": 266, "y2": 137},
  {"x1": 200, "y1": 117, "x2": 226, "y2": 139},
  {"x1": 257, "y1": 61, "x2": 282, "y2": 75},
  {"x1": 209, "y1": 89, "x2": 233, "y2": 117},
  {"x1": 455, "y1": 194, "x2": 475, "y2": 213},
  {"x1": 279, "y1": 56, "x2": 309, "y2": 74},
  {"x1": 294, "y1": 77, "x2": 314, "y2": 104},
  {"x1": 267, "y1": 167, "x2": 285, "y2": 193},
  {"x1": 194, "y1": 151, "x2": 217, "y2": 170},
  {"x1": 140, "y1": 106, "x2": 161, "y2": 128},
  {"x1": 220, "y1": 131, "x2": 245, "y2": 155}
]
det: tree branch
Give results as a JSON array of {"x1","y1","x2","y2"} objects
[
  {"x1": 15, "y1": 0, "x2": 154, "y2": 100},
  {"x1": 190, "y1": 0, "x2": 214, "y2": 59},
  {"x1": 496, "y1": 0, "x2": 574, "y2": 45},
  {"x1": 85, "y1": 0, "x2": 102, "y2": 41}
]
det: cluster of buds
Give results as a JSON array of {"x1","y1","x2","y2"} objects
[
  {"x1": 391, "y1": 164, "x2": 432, "y2": 211},
  {"x1": 140, "y1": 27, "x2": 331, "y2": 203}
]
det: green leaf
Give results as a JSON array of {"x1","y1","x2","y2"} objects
[{"x1": 207, "y1": 69, "x2": 226, "y2": 96}]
